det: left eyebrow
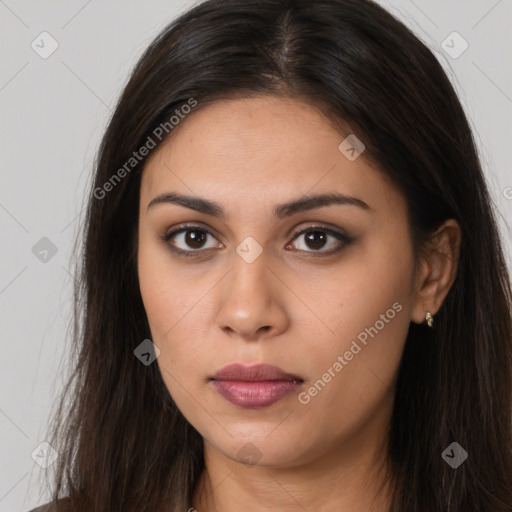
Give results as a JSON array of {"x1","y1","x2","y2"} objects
[{"x1": 147, "y1": 191, "x2": 373, "y2": 219}]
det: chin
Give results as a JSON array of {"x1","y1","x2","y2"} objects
[{"x1": 209, "y1": 431, "x2": 312, "y2": 469}]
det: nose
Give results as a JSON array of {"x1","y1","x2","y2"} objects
[{"x1": 215, "y1": 251, "x2": 289, "y2": 342}]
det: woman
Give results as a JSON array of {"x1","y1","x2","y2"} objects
[{"x1": 31, "y1": 0, "x2": 512, "y2": 510}]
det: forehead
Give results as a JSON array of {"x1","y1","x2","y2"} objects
[{"x1": 140, "y1": 96, "x2": 405, "y2": 219}]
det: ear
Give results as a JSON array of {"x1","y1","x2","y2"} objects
[{"x1": 410, "y1": 219, "x2": 461, "y2": 325}]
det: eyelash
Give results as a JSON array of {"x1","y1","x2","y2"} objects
[{"x1": 159, "y1": 223, "x2": 352, "y2": 258}]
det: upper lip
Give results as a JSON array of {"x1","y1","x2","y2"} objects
[{"x1": 210, "y1": 363, "x2": 303, "y2": 382}]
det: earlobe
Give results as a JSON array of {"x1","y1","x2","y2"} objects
[{"x1": 410, "y1": 219, "x2": 461, "y2": 325}]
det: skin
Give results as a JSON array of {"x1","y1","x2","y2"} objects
[{"x1": 137, "y1": 95, "x2": 461, "y2": 511}]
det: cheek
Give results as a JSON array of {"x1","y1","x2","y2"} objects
[
  {"x1": 317, "y1": 234, "x2": 413, "y2": 342},
  {"x1": 138, "y1": 262, "x2": 199, "y2": 406},
  {"x1": 138, "y1": 240, "x2": 169, "y2": 334},
  {"x1": 298, "y1": 233, "x2": 414, "y2": 405},
  {"x1": 137, "y1": 237, "x2": 209, "y2": 386},
  {"x1": 138, "y1": 229, "x2": 188, "y2": 333},
  {"x1": 138, "y1": 239, "x2": 181, "y2": 353}
]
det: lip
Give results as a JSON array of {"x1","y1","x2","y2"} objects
[
  {"x1": 211, "y1": 363, "x2": 303, "y2": 382},
  {"x1": 209, "y1": 363, "x2": 304, "y2": 408}
]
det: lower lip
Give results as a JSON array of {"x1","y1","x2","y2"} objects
[{"x1": 211, "y1": 380, "x2": 302, "y2": 408}]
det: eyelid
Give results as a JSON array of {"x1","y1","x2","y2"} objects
[{"x1": 288, "y1": 222, "x2": 348, "y2": 241}]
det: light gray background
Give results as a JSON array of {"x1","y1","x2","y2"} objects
[{"x1": 1, "y1": 1, "x2": 511, "y2": 510}]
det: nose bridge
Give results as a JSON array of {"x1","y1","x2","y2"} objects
[
  {"x1": 227, "y1": 244, "x2": 273, "y2": 307},
  {"x1": 215, "y1": 243, "x2": 287, "y2": 339}
]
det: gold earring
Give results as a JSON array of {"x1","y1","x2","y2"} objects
[{"x1": 425, "y1": 311, "x2": 434, "y2": 328}]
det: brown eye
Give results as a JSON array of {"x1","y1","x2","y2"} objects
[
  {"x1": 288, "y1": 226, "x2": 351, "y2": 255},
  {"x1": 183, "y1": 229, "x2": 208, "y2": 249},
  {"x1": 162, "y1": 226, "x2": 221, "y2": 254},
  {"x1": 304, "y1": 230, "x2": 328, "y2": 250}
]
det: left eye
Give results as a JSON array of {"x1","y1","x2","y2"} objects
[
  {"x1": 161, "y1": 225, "x2": 350, "y2": 256},
  {"x1": 288, "y1": 228, "x2": 349, "y2": 253}
]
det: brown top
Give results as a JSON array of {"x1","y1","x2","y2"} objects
[{"x1": 28, "y1": 498, "x2": 71, "y2": 512}]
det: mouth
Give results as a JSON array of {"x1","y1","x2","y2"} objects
[{"x1": 208, "y1": 363, "x2": 304, "y2": 408}]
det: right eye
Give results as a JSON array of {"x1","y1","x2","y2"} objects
[{"x1": 159, "y1": 225, "x2": 223, "y2": 257}]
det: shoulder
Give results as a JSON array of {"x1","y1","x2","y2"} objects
[{"x1": 27, "y1": 497, "x2": 71, "y2": 512}]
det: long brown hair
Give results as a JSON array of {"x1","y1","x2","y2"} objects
[{"x1": 43, "y1": 0, "x2": 512, "y2": 510}]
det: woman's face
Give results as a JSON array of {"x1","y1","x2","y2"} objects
[{"x1": 138, "y1": 96, "x2": 419, "y2": 469}]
